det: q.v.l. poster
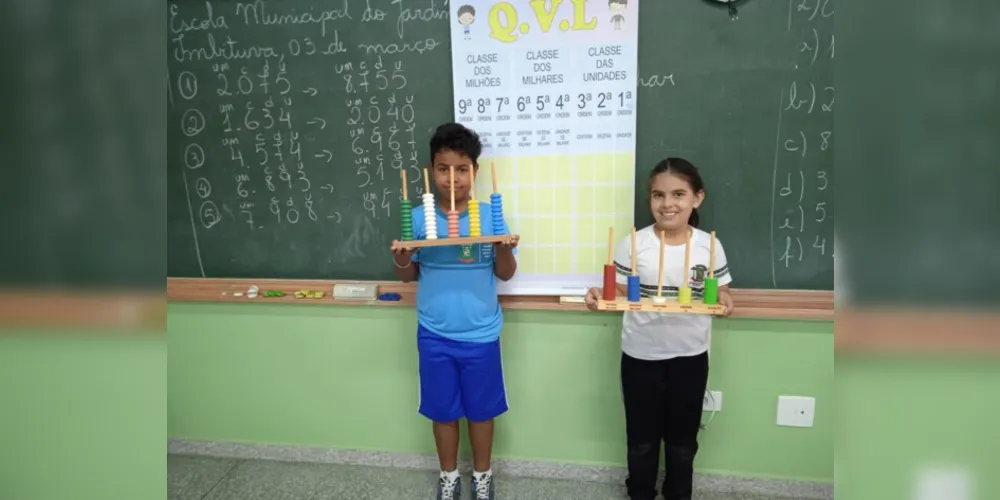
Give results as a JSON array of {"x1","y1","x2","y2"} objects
[{"x1": 450, "y1": 0, "x2": 639, "y2": 294}]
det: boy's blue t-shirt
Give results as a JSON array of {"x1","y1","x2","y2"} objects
[{"x1": 410, "y1": 200, "x2": 515, "y2": 343}]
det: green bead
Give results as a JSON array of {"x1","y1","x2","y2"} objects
[{"x1": 703, "y1": 278, "x2": 719, "y2": 305}]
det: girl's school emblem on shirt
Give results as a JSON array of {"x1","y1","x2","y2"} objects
[
  {"x1": 459, "y1": 244, "x2": 476, "y2": 263},
  {"x1": 691, "y1": 264, "x2": 708, "y2": 284}
]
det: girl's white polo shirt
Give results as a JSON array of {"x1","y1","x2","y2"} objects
[{"x1": 613, "y1": 225, "x2": 733, "y2": 361}]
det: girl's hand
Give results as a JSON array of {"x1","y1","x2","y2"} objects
[
  {"x1": 584, "y1": 287, "x2": 602, "y2": 312},
  {"x1": 718, "y1": 290, "x2": 734, "y2": 317}
]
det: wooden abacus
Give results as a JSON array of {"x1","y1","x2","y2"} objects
[
  {"x1": 391, "y1": 161, "x2": 519, "y2": 250},
  {"x1": 596, "y1": 226, "x2": 726, "y2": 315}
]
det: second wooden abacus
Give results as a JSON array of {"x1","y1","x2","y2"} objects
[
  {"x1": 596, "y1": 226, "x2": 726, "y2": 315},
  {"x1": 391, "y1": 162, "x2": 519, "y2": 250}
]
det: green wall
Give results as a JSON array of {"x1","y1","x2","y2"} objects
[
  {"x1": 0, "y1": 333, "x2": 166, "y2": 500},
  {"x1": 168, "y1": 302, "x2": 833, "y2": 482}
]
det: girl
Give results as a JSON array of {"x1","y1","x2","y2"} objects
[{"x1": 585, "y1": 157, "x2": 734, "y2": 500}]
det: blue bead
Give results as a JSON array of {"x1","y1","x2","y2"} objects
[
  {"x1": 488, "y1": 194, "x2": 505, "y2": 236},
  {"x1": 627, "y1": 276, "x2": 641, "y2": 302}
]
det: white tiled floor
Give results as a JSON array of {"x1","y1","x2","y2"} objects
[{"x1": 168, "y1": 454, "x2": 808, "y2": 500}]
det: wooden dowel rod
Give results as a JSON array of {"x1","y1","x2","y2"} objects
[
  {"x1": 470, "y1": 165, "x2": 477, "y2": 200},
  {"x1": 424, "y1": 167, "x2": 431, "y2": 194},
  {"x1": 682, "y1": 228, "x2": 691, "y2": 285},
  {"x1": 709, "y1": 230, "x2": 716, "y2": 278},
  {"x1": 607, "y1": 227, "x2": 614, "y2": 266},
  {"x1": 401, "y1": 169, "x2": 408, "y2": 200},
  {"x1": 449, "y1": 165, "x2": 455, "y2": 212},
  {"x1": 491, "y1": 161, "x2": 498, "y2": 193},
  {"x1": 630, "y1": 226, "x2": 637, "y2": 275},
  {"x1": 657, "y1": 230, "x2": 665, "y2": 295}
]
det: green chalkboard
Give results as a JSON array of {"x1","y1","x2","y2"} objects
[
  {"x1": 167, "y1": 0, "x2": 834, "y2": 290},
  {"x1": 167, "y1": 0, "x2": 454, "y2": 280},
  {"x1": 632, "y1": 0, "x2": 834, "y2": 290}
]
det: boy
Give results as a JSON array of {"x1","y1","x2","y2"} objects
[
  {"x1": 390, "y1": 123, "x2": 518, "y2": 500},
  {"x1": 609, "y1": 0, "x2": 626, "y2": 30}
]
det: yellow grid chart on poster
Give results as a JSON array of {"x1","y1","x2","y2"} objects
[
  {"x1": 478, "y1": 154, "x2": 634, "y2": 275},
  {"x1": 451, "y1": 0, "x2": 640, "y2": 284}
]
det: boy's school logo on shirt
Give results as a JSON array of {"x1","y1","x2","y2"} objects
[
  {"x1": 691, "y1": 264, "x2": 708, "y2": 284},
  {"x1": 458, "y1": 244, "x2": 476, "y2": 263}
]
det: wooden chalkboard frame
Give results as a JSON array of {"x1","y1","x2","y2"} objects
[
  {"x1": 16, "y1": 287, "x2": 1000, "y2": 355},
  {"x1": 166, "y1": 277, "x2": 832, "y2": 319}
]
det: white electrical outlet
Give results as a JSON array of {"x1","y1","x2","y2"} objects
[
  {"x1": 703, "y1": 391, "x2": 722, "y2": 411},
  {"x1": 776, "y1": 395, "x2": 815, "y2": 427},
  {"x1": 914, "y1": 465, "x2": 973, "y2": 500}
]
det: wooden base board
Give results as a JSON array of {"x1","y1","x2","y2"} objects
[
  {"x1": 597, "y1": 297, "x2": 726, "y2": 315},
  {"x1": 392, "y1": 234, "x2": 517, "y2": 250}
]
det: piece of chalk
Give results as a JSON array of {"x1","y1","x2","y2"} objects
[{"x1": 652, "y1": 296, "x2": 667, "y2": 304}]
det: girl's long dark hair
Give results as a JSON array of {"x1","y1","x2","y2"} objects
[{"x1": 648, "y1": 158, "x2": 705, "y2": 227}]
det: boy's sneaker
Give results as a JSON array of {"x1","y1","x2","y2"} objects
[
  {"x1": 436, "y1": 473, "x2": 460, "y2": 500},
  {"x1": 471, "y1": 471, "x2": 495, "y2": 500}
]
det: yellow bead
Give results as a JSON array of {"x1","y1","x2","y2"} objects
[
  {"x1": 469, "y1": 202, "x2": 482, "y2": 237},
  {"x1": 678, "y1": 287, "x2": 692, "y2": 304}
]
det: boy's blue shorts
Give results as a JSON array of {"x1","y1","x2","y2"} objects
[{"x1": 417, "y1": 323, "x2": 508, "y2": 423}]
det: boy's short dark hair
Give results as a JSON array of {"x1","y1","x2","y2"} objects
[
  {"x1": 429, "y1": 123, "x2": 482, "y2": 164},
  {"x1": 458, "y1": 5, "x2": 475, "y2": 16}
]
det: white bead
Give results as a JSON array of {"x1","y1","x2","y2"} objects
[{"x1": 422, "y1": 193, "x2": 438, "y2": 239}]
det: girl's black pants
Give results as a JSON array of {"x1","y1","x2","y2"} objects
[{"x1": 620, "y1": 350, "x2": 709, "y2": 500}]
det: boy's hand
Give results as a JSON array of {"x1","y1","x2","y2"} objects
[
  {"x1": 494, "y1": 235, "x2": 519, "y2": 252},
  {"x1": 718, "y1": 290, "x2": 734, "y2": 317},
  {"x1": 390, "y1": 240, "x2": 415, "y2": 266},
  {"x1": 584, "y1": 287, "x2": 602, "y2": 312}
]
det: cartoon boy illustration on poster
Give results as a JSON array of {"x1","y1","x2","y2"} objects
[
  {"x1": 458, "y1": 5, "x2": 475, "y2": 40},
  {"x1": 609, "y1": 0, "x2": 626, "y2": 30}
]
